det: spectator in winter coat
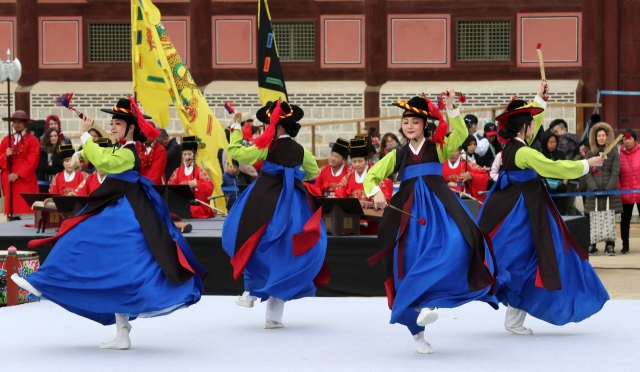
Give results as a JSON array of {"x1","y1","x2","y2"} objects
[
  {"x1": 36, "y1": 128, "x2": 64, "y2": 189},
  {"x1": 585, "y1": 122, "x2": 622, "y2": 256},
  {"x1": 476, "y1": 120, "x2": 501, "y2": 170},
  {"x1": 43, "y1": 114, "x2": 71, "y2": 144},
  {"x1": 618, "y1": 129, "x2": 640, "y2": 254},
  {"x1": 540, "y1": 131, "x2": 568, "y2": 215},
  {"x1": 463, "y1": 114, "x2": 490, "y2": 157},
  {"x1": 549, "y1": 119, "x2": 581, "y2": 159},
  {"x1": 549, "y1": 119, "x2": 581, "y2": 215}
]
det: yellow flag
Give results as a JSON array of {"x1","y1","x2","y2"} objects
[{"x1": 132, "y1": 0, "x2": 228, "y2": 212}]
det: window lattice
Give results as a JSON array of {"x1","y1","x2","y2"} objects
[
  {"x1": 273, "y1": 22, "x2": 315, "y2": 62},
  {"x1": 457, "y1": 20, "x2": 510, "y2": 61},
  {"x1": 89, "y1": 23, "x2": 131, "y2": 62}
]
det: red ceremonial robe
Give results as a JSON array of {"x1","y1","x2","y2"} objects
[
  {"x1": 49, "y1": 171, "x2": 88, "y2": 196},
  {"x1": 0, "y1": 132, "x2": 40, "y2": 215},
  {"x1": 305, "y1": 164, "x2": 352, "y2": 196},
  {"x1": 334, "y1": 165, "x2": 393, "y2": 235},
  {"x1": 168, "y1": 164, "x2": 215, "y2": 219},
  {"x1": 442, "y1": 158, "x2": 489, "y2": 202},
  {"x1": 138, "y1": 142, "x2": 167, "y2": 185},
  {"x1": 74, "y1": 172, "x2": 106, "y2": 196}
]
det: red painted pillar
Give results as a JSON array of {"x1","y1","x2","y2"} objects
[
  {"x1": 364, "y1": 0, "x2": 388, "y2": 135},
  {"x1": 189, "y1": 0, "x2": 213, "y2": 87},
  {"x1": 580, "y1": 0, "x2": 605, "y2": 130},
  {"x1": 6, "y1": 247, "x2": 20, "y2": 306},
  {"x1": 15, "y1": 0, "x2": 38, "y2": 115},
  {"x1": 16, "y1": 0, "x2": 38, "y2": 87},
  {"x1": 602, "y1": 0, "x2": 618, "y2": 128}
]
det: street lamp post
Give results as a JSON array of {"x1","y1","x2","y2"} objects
[{"x1": 0, "y1": 49, "x2": 23, "y2": 220}]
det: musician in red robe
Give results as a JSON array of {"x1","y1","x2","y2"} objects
[
  {"x1": 49, "y1": 144, "x2": 88, "y2": 196},
  {"x1": 335, "y1": 137, "x2": 393, "y2": 234},
  {"x1": 74, "y1": 139, "x2": 112, "y2": 195},
  {"x1": 167, "y1": 136, "x2": 215, "y2": 219},
  {"x1": 442, "y1": 145, "x2": 489, "y2": 202},
  {"x1": 137, "y1": 134, "x2": 167, "y2": 185},
  {"x1": 0, "y1": 110, "x2": 40, "y2": 219},
  {"x1": 306, "y1": 138, "x2": 352, "y2": 196}
]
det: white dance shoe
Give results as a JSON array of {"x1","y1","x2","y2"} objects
[
  {"x1": 416, "y1": 308, "x2": 439, "y2": 326},
  {"x1": 413, "y1": 332, "x2": 434, "y2": 354},
  {"x1": 235, "y1": 291, "x2": 258, "y2": 308},
  {"x1": 100, "y1": 314, "x2": 132, "y2": 350},
  {"x1": 505, "y1": 326, "x2": 533, "y2": 335},
  {"x1": 264, "y1": 320, "x2": 285, "y2": 329}
]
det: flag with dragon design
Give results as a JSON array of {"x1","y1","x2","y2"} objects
[{"x1": 131, "y1": 0, "x2": 228, "y2": 212}]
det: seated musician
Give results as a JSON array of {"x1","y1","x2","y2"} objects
[
  {"x1": 137, "y1": 125, "x2": 167, "y2": 185},
  {"x1": 48, "y1": 144, "x2": 88, "y2": 196},
  {"x1": 442, "y1": 139, "x2": 488, "y2": 202},
  {"x1": 167, "y1": 136, "x2": 215, "y2": 219},
  {"x1": 335, "y1": 137, "x2": 393, "y2": 234},
  {"x1": 306, "y1": 138, "x2": 351, "y2": 197},
  {"x1": 73, "y1": 138, "x2": 112, "y2": 195}
]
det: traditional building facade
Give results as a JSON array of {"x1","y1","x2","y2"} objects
[{"x1": 0, "y1": 0, "x2": 637, "y2": 157}]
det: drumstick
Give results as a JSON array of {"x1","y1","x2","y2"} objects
[
  {"x1": 450, "y1": 188, "x2": 484, "y2": 205},
  {"x1": 385, "y1": 204, "x2": 426, "y2": 225},
  {"x1": 536, "y1": 44, "x2": 549, "y2": 100},
  {"x1": 194, "y1": 198, "x2": 227, "y2": 215}
]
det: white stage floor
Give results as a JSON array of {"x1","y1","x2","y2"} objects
[{"x1": 1, "y1": 297, "x2": 638, "y2": 371}]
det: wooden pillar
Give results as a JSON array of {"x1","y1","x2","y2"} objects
[
  {"x1": 15, "y1": 0, "x2": 38, "y2": 113},
  {"x1": 603, "y1": 0, "x2": 618, "y2": 128},
  {"x1": 581, "y1": 0, "x2": 605, "y2": 131},
  {"x1": 364, "y1": 0, "x2": 387, "y2": 135},
  {"x1": 364, "y1": 88, "x2": 380, "y2": 136},
  {"x1": 190, "y1": 0, "x2": 213, "y2": 87}
]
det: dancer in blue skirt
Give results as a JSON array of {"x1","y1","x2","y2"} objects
[
  {"x1": 477, "y1": 81, "x2": 609, "y2": 335},
  {"x1": 12, "y1": 98, "x2": 207, "y2": 350},
  {"x1": 365, "y1": 89, "x2": 497, "y2": 354},
  {"x1": 222, "y1": 100, "x2": 329, "y2": 329}
]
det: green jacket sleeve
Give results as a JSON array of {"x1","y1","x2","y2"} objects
[
  {"x1": 515, "y1": 146, "x2": 586, "y2": 179},
  {"x1": 364, "y1": 150, "x2": 396, "y2": 195},
  {"x1": 438, "y1": 108, "x2": 468, "y2": 162},
  {"x1": 302, "y1": 147, "x2": 318, "y2": 181},
  {"x1": 82, "y1": 139, "x2": 135, "y2": 174},
  {"x1": 527, "y1": 96, "x2": 547, "y2": 146},
  {"x1": 227, "y1": 127, "x2": 268, "y2": 165}
]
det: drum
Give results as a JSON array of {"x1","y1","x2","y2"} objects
[{"x1": 0, "y1": 250, "x2": 40, "y2": 306}]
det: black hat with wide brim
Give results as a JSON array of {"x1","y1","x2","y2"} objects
[
  {"x1": 392, "y1": 96, "x2": 438, "y2": 121},
  {"x1": 495, "y1": 99, "x2": 544, "y2": 130},
  {"x1": 100, "y1": 98, "x2": 151, "y2": 120},
  {"x1": 255, "y1": 101, "x2": 304, "y2": 126}
]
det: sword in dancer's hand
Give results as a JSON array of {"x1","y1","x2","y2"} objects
[{"x1": 599, "y1": 134, "x2": 623, "y2": 159}]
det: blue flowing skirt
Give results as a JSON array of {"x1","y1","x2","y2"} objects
[
  {"x1": 222, "y1": 181, "x2": 327, "y2": 302},
  {"x1": 491, "y1": 195, "x2": 609, "y2": 325},
  {"x1": 26, "y1": 193, "x2": 203, "y2": 326},
  {"x1": 391, "y1": 177, "x2": 497, "y2": 328}
]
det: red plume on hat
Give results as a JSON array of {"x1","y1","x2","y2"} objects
[
  {"x1": 424, "y1": 95, "x2": 448, "y2": 148},
  {"x1": 254, "y1": 100, "x2": 283, "y2": 150},
  {"x1": 129, "y1": 96, "x2": 160, "y2": 140}
]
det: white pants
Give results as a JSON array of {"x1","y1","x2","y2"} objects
[
  {"x1": 266, "y1": 297, "x2": 285, "y2": 323},
  {"x1": 505, "y1": 306, "x2": 527, "y2": 328}
]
